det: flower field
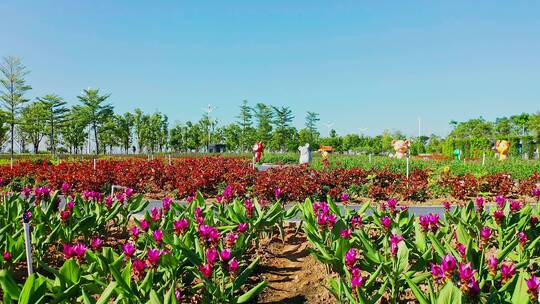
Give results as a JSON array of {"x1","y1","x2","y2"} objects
[
  {"x1": 1, "y1": 156, "x2": 539, "y2": 203},
  {"x1": 1, "y1": 156, "x2": 540, "y2": 303}
]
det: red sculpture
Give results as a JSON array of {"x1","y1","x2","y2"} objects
[{"x1": 252, "y1": 141, "x2": 265, "y2": 163}]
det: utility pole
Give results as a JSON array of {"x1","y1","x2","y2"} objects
[{"x1": 202, "y1": 104, "x2": 215, "y2": 153}]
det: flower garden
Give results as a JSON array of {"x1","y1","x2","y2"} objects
[{"x1": 0, "y1": 156, "x2": 539, "y2": 303}]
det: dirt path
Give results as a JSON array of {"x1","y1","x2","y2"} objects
[{"x1": 255, "y1": 227, "x2": 336, "y2": 304}]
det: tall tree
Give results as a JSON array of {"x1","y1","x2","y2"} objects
[
  {"x1": 253, "y1": 103, "x2": 273, "y2": 144},
  {"x1": 133, "y1": 108, "x2": 146, "y2": 153},
  {"x1": 114, "y1": 112, "x2": 134, "y2": 153},
  {"x1": 37, "y1": 94, "x2": 68, "y2": 155},
  {"x1": 61, "y1": 106, "x2": 88, "y2": 154},
  {"x1": 305, "y1": 111, "x2": 320, "y2": 134},
  {"x1": 271, "y1": 106, "x2": 294, "y2": 152},
  {"x1": 77, "y1": 89, "x2": 113, "y2": 154},
  {"x1": 236, "y1": 100, "x2": 253, "y2": 151},
  {"x1": 0, "y1": 56, "x2": 32, "y2": 156},
  {"x1": 19, "y1": 102, "x2": 48, "y2": 153}
]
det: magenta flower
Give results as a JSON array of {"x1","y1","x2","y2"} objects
[
  {"x1": 237, "y1": 223, "x2": 248, "y2": 233},
  {"x1": 130, "y1": 226, "x2": 140, "y2": 240},
  {"x1": 480, "y1": 227, "x2": 492, "y2": 241},
  {"x1": 186, "y1": 195, "x2": 194, "y2": 203},
  {"x1": 475, "y1": 196, "x2": 484, "y2": 211},
  {"x1": 493, "y1": 210, "x2": 505, "y2": 224},
  {"x1": 419, "y1": 215, "x2": 430, "y2": 231},
  {"x1": 351, "y1": 268, "x2": 365, "y2": 288},
  {"x1": 90, "y1": 237, "x2": 103, "y2": 251},
  {"x1": 61, "y1": 182, "x2": 71, "y2": 194},
  {"x1": 340, "y1": 192, "x2": 350, "y2": 202},
  {"x1": 198, "y1": 224, "x2": 220, "y2": 243},
  {"x1": 116, "y1": 192, "x2": 125, "y2": 203},
  {"x1": 226, "y1": 233, "x2": 239, "y2": 247},
  {"x1": 105, "y1": 196, "x2": 114, "y2": 209},
  {"x1": 431, "y1": 263, "x2": 444, "y2": 284},
  {"x1": 205, "y1": 248, "x2": 218, "y2": 265},
  {"x1": 124, "y1": 188, "x2": 134, "y2": 198},
  {"x1": 132, "y1": 259, "x2": 146, "y2": 277},
  {"x1": 517, "y1": 231, "x2": 528, "y2": 246},
  {"x1": 458, "y1": 262, "x2": 476, "y2": 283},
  {"x1": 501, "y1": 262, "x2": 516, "y2": 283},
  {"x1": 381, "y1": 216, "x2": 391, "y2": 230},
  {"x1": 487, "y1": 256, "x2": 498, "y2": 275},
  {"x1": 66, "y1": 200, "x2": 75, "y2": 210},
  {"x1": 531, "y1": 216, "x2": 538, "y2": 226},
  {"x1": 456, "y1": 243, "x2": 466, "y2": 258},
  {"x1": 123, "y1": 242, "x2": 136, "y2": 257},
  {"x1": 443, "y1": 201, "x2": 451, "y2": 212},
  {"x1": 244, "y1": 199, "x2": 254, "y2": 217},
  {"x1": 60, "y1": 210, "x2": 71, "y2": 222},
  {"x1": 345, "y1": 248, "x2": 357, "y2": 269},
  {"x1": 3, "y1": 251, "x2": 11, "y2": 261},
  {"x1": 228, "y1": 258, "x2": 239, "y2": 273},
  {"x1": 199, "y1": 263, "x2": 213, "y2": 278},
  {"x1": 220, "y1": 249, "x2": 231, "y2": 262},
  {"x1": 387, "y1": 198, "x2": 398, "y2": 213},
  {"x1": 152, "y1": 230, "x2": 163, "y2": 243},
  {"x1": 326, "y1": 214, "x2": 337, "y2": 228},
  {"x1": 274, "y1": 187, "x2": 282, "y2": 198},
  {"x1": 340, "y1": 229, "x2": 352, "y2": 239},
  {"x1": 173, "y1": 219, "x2": 189, "y2": 235},
  {"x1": 73, "y1": 243, "x2": 87, "y2": 256},
  {"x1": 23, "y1": 186, "x2": 31, "y2": 198},
  {"x1": 533, "y1": 188, "x2": 540, "y2": 198},
  {"x1": 441, "y1": 254, "x2": 456, "y2": 275},
  {"x1": 140, "y1": 219, "x2": 150, "y2": 231},
  {"x1": 509, "y1": 200, "x2": 521, "y2": 212},
  {"x1": 428, "y1": 213, "x2": 440, "y2": 231},
  {"x1": 495, "y1": 196, "x2": 506, "y2": 208},
  {"x1": 63, "y1": 244, "x2": 75, "y2": 259},
  {"x1": 147, "y1": 248, "x2": 162, "y2": 267},
  {"x1": 468, "y1": 279, "x2": 481, "y2": 297},
  {"x1": 162, "y1": 197, "x2": 172, "y2": 212},
  {"x1": 175, "y1": 289, "x2": 182, "y2": 301},
  {"x1": 150, "y1": 207, "x2": 162, "y2": 222},
  {"x1": 389, "y1": 234, "x2": 403, "y2": 256},
  {"x1": 526, "y1": 275, "x2": 540, "y2": 299},
  {"x1": 351, "y1": 216, "x2": 362, "y2": 228}
]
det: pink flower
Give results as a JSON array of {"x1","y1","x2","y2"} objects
[
  {"x1": 509, "y1": 200, "x2": 521, "y2": 213},
  {"x1": 105, "y1": 196, "x2": 114, "y2": 209},
  {"x1": 66, "y1": 200, "x2": 75, "y2": 210},
  {"x1": 90, "y1": 237, "x2": 103, "y2": 251},
  {"x1": 443, "y1": 201, "x2": 451, "y2": 212},
  {"x1": 345, "y1": 248, "x2": 357, "y2": 269},
  {"x1": 63, "y1": 243, "x2": 75, "y2": 259},
  {"x1": 116, "y1": 192, "x2": 125, "y2": 203},
  {"x1": 244, "y1": 199, "x2": 254, "y2": 217},
  {"x1": 228, "y1": 258, "x2": 239, "y2": 273},
  {"x1": 150, "y1": 207, "x2": 162, "y2": 222},
  {"x1": 130, "y1": 226, "x2": 140, "y2": 240},
  {"x1": 132, "y1": 259, "x2": 146, "y2": 277},
  {"x1": 152, "y1": 230, "x2": 163, "y2": 243},
  {"x1": 493, "y1": 210, "x2": 505, "y2": 224},
  {"x1": 441, "y1": 254, "x2": 456, "y2": 275},
  {"x1": 205, "y1": 248, "x2": 218, "y2": 265},
  {"x1": 532, "y1": 188, "x2": 540, "y2": 198},
  {"x1": 199, "y1": 263, "x2": 213, "y2": 277},
  {"x1": 480, "y1": 227, "x2": 492, "y2": 241},
  {"x1": 220, "y1": 249, "x2": 231, "y2": 262},
  {"x1": 340, "y1": 229, "x2": 352, "y2": 239},
  {"x1": 475, "y1": 196, "x2": 484, "y2": 211},
  {"x1": 517, "y1": 231, "x2": 528, "y2": 246},
  {"x1": 456, "y1": 243, "x2": 466, "y2": 258},
  {"x1": 73, "y1": 243, "x2": 87, "y2": 258},
  {"x1": 186, "y1": 195, "x2": 195, "y2": 203},
  {"x1": 501, "y1": 262, "x2": 516, "y2": 283},
  {"x1": 61, "y1": 182, "x2": 71, "y2": 194},
  {"x1": 495, "y1": 196, "x2": 506, "y2": 208},
  {"x1": 125, "y1": 188, "x2": 134, "y2": 198},
  {"x1": 274, "y1": 187, "x2": 282, "y2": 198},
  {"x1": 60, "y1": 210, "x2": 71, "y2": 222},
  {"x1": 140, "y1": 219, "x2": 150, "y2": 231},
  {"x1": 198, "y1": 224, "x2": 220, "y2": 243},
  {"x1": 123, "y1": 242, "x2": 136, "y2": 257},
  {"x1": 431, "y1": 264, "x2": 444, "y2": 284},
  {"x1": 381, "y1": 216, "x2": 391, "y2": 230},
  {"x1": 23, "y1": 186, "x2": 31, "y2": 198},
  {"x1": 173, "y1": 219, "x2": 189, "y2": 235},
  {"x1": 351, "y1": 216, "x2": 362, "y2": 228},
  {"x1": 3, "y1": 251, "x2": 11, "y2": 261},
  {"x1": 458, "y1": 262, "x2": 476, "y2": 283},
  {"x1": 351, "y1": 268, "x2": 365, "y2": 288},
  {"x1": 340, "y1": 192, "x2": 350, "y2": 202},
  {"x1": 531, "y1": 216, "x2": 538, "y2": 226},
  {"x1": 226, "y1": 233, "x2": 239, "y2": 247},
  {"x1": 487, "y1": 256, "x2": 498, "y2": 275},
  {"x1": 237, "y1": 223, "x2": 248, "y2": 233},
  {"x1": 387, "y1": 198, "x2": 397, "y2": 213},
  {"x1": 419, "y1": 215, "x2": 430, "y2": 231},
  {"x1": 175, "y1": 289, "x2": 182, "y2": 301},
  {"x1": 389, "y1": 233, "x2": 403, "y2": 256},
  {"x1": 147, "y1": 248, "x2": 162, "y2": 267},
  {"x1": 526, "y1": 275, "x2": 540, "y2": 297},
  {"x1": 162, "y1": 197, "x2": 172, "y2": 212}
]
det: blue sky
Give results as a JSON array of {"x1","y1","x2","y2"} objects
[{"x1": 1, "y1": 1, "x2": 539, "y2": 136}]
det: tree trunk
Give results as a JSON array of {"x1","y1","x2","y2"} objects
[{"x1": 93, "y1": 122, "x2": 99, "y2": 154}]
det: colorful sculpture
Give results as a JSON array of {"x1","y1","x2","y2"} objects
[
  {"x1": 298, "y1": 143, "x2": 311, "y2": 164},
  {"x1": 453, "y1": 148, "x2": 462, "y2": 162},
  {"x1": 495, "y1": 140, "x2": 510, "y2": 161},
  {"x1": 252, "y1": 141, "x2": 265, "y2": 163},
  {"x1": 391, "y1": 139, "x2": 411, "y2": 159},
  {"x1": 317, "y1": 145, "x2": 331, "y2": 167}
]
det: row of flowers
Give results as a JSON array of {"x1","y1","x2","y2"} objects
[
  {"x1": 0, "y1": 185, "x2": 295, "y2": 303},
  {"x1": 1, "y1": 158, "x2": 540, "y2": 202},
  {"x1": 300, "y1": 195, "x2": 540, "y2": 303}
]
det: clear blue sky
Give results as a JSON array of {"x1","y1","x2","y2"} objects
[{"x1": 2, "y1": 1, "x2": 539, "y2": 136}]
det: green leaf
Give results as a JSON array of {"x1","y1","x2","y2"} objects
[
  {"x1": 0, "y1": 270, "x2": 21, "y2": 300},
  {"x1": 96, "y1": 281, "x2": 117, "y2": 304},
  {"x1": 236, "y1": 281, "x2": 267, "y2": 303},
  {"x1": 405, "y1": 276, "x2": 429, "y2": 304},
  {"x1": 18, "y1": 274, "x2": 36, "y2": 304},
  {"x1": 59, "y1": 259, "x2": 81, "y2": 284},
  {"x1": 149, "y1": 289, "x2": 163, "y2": 304},
  {"x1": 436, "y1": 282, "x2": 462, "y2": 304},
  {"x1": 397, "y1": 241, "x2": 410, "y2": 274},
  {"x1": 511, "y1": 272, "x2": 530, "y2": 304},
  {"x1": 82, "y1": 288, "x2": 96, "y2": 304},
  {"x1": 233, "y1": 256, "x2": 260, "y2": 290}
]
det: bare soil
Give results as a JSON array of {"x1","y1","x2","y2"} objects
[{"x1": 254, "y1": 225, "x2": 336, "y2": 304}]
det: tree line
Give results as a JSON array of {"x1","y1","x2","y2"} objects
[{"x1": 1, "y1": 56, "x2": 539, "y2": 157}]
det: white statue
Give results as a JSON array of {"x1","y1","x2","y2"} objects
[{"x1": 298, "y1": 143, "x2": 311, "y2": 164}]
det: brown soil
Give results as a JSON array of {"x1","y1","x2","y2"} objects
[{"x1": 255, "y1": 226, "x2": 336, "y2": 304}]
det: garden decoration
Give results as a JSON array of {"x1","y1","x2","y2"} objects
[
  {"x1": 391, "y1": 139, "x2": 410, "y2": 159},
  {"x1": 496, "y1": 140, "x2": 510, "y2": 161},
  {"x1": 298, "y1": 143, "x2": 311, "y2": 164},
  {"x1": 318, "y1": 144, "x2": 332, "y2": 167},
  {"x1": 22, "y1": 209, "x2": 33, "y2": 275},
  {"x1": 453, "y1": 148, "x2": 462, "y2": 162},
  {"x1": 252, "y1": 141, "x2": 265, "y2": 164}
]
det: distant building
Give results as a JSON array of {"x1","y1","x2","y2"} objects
[{"x1": 208, "y1": 144, "x2": 226, "y2": 153}]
